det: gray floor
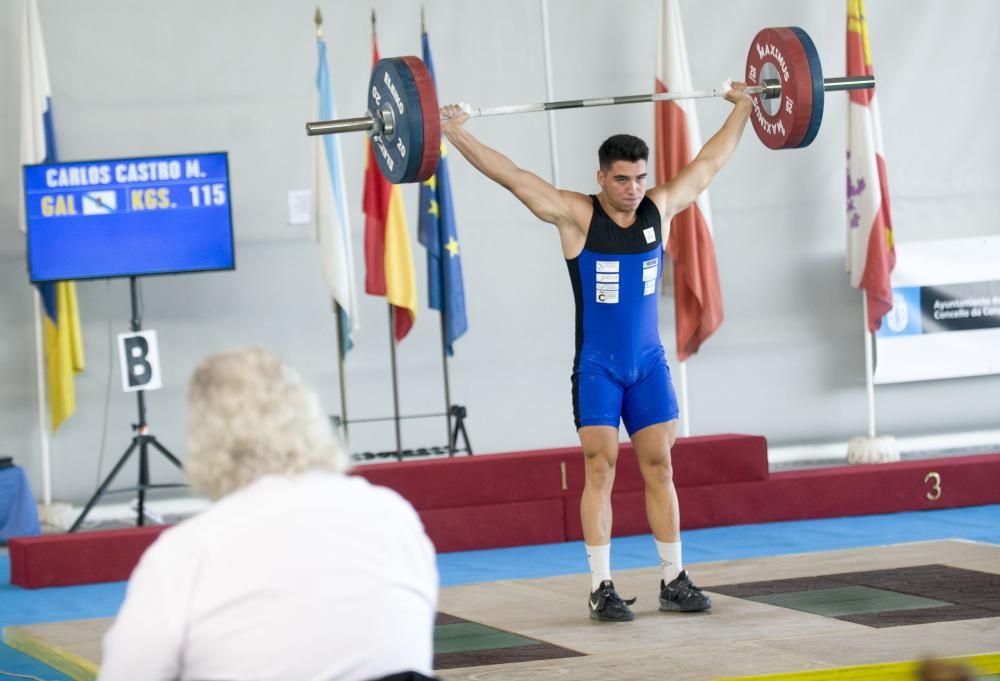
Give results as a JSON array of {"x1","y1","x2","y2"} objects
[{"x1": 7, "y1": 540, "x2": 1000, "y2": 681}]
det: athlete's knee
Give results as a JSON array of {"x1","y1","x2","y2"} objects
[
  {"x1": 583, "y1": 449, "x2": 616, "y2": 489},
  {"x1": 639, "y1": 450, "x2": 673, "y2": 485}
]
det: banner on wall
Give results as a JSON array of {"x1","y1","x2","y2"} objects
[{"x1": 875, "y1": 237, "x2": 1000, "y2": 384}]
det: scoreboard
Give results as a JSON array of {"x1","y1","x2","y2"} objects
[{"x1": 24, "y1": 152, "x2": 234, "y2": 282}]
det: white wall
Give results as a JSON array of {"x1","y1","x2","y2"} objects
[{"x1": 2, "y1": 0, "x2": 998, "y2": 503}]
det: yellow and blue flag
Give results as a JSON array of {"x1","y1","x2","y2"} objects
[
  {"x1": 21, "y1": 0, "x2": 85, "y2": 432},
  {"x1": 418, "y1": 31, "x2": 467, "y2": 355}
]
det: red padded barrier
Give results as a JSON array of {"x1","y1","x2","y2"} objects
[
  {"x1": 9, "y1": 525, "x2": 167, "y2": 589},
  {"x1": 563, "y1": 453, "x2": 1000, "y2": 540},
  {"x1": 419, "y1": 499, "x2": 565, "y2": 553},
  {"x1": 12, "y1": 448, "x2": 998, "y2": 586},
  {"x1": 355, "y1": 434, "x2": 767, "y2": 510},
  {"x1": 355, "y1": 447, "x2": 578, "y2": 510},
  {"x1": 565, "y1": 434, "x2": 769, "y2": 495}
]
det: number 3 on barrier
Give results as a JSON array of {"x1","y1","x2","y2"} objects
[{"x1": 924, "y1": 471, "x2": 942, "y2": 501}]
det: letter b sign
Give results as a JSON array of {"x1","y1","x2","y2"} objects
[{"x1": 117, "y1": 330, "x2": 162, "y2": 392}]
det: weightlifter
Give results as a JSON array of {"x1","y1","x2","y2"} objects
[{"x1": 441, "y1": 82, "x2": 752, "y2": 622}]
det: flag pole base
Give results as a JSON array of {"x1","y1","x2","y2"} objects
[
  {"x1": 847, "y1": 435, "x2": 900, "y2": 464},
  {"x1": 36, "y1": 501, "x2": 75, "y2": 531}
]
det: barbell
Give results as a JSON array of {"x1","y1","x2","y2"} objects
[{"x1": 305, "y1": 26, "x2": 875, "y2": 184}]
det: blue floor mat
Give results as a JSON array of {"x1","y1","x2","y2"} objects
[
  {"x1": 0, "y1": 559, "x2": 125, "y2": 680},
  {"x1": 1, "y1": 504, "x2": 998, "y2": 679}
]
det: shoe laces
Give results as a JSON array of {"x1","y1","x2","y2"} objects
[
  {"x1": 680, "y1": 578, "x2": 703, "y2": 593},
  {"x1": 601, "y1": 584, "x2": 637, "y2": 607},
  {"x1": 670, "y1": 573, "x2": 703, "y2": 595}
]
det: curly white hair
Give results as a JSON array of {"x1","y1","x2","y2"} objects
[{"x1": 186, "y1": 347, "x2": 349, "y2": 500}]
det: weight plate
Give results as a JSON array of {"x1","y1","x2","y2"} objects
[
  {"x1": 399, "y1": 56, "x2": 440, "y2": 183},
  {"x1": 745, "y1": 27, "x2": 815, "y2": 149},
  {"x1": 367, "y1": 57, "x2": 438, "y2": 183},
  {"x1": 787, "y1": 26, "x2": 824, "y2": 148}
]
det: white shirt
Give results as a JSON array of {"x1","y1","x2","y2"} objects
[{"x1": 98, "y1": 472, "x2": 438, "y2": 681}]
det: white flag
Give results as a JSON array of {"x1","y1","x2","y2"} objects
[{"x1": 314, "y1": 36, "x2": 359, "y2": 352}]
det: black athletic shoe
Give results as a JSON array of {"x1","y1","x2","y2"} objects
[
  {"x1": 659, "y1": 570, "x2": 712, "y2": 612},
  {"x1": 588, "y1": 580, "x2": 636, "y2": 622}
]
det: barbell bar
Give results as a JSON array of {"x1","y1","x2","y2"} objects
[
  {"x1": 305, "y1": 26, "x2": 876, "y2": 183},
  {"x1": 307, "y1": 75, "x2": 870, "y2": 134}
]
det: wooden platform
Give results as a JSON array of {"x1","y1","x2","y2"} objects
[{"x1": 6, "y1": 540, "x2": 999, "y2": 681}]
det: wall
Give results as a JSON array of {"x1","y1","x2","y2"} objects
[{"x1": 1, "y1": 0, "x2": 998, "y2": 503}]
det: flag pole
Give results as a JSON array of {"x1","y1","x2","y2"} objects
[
  {"x1": 678, "y1": 360, "x2": 691, "y2": 437},
  {"x1": 845, "y1": 0, "x2": 899, "y2": 465},
  {"x1": 847, "y1": 291, "x2": 898, "y2": 463},
  {"x1": 862, "y1": 294, "x2": 876, "y2": 438},
  {"x1": 22, "y1": 0, "x2": 55, "y2": 507},
  {"x1": 373, "y1": 10, "x2": 401, "y2": 460},
  {"x1": 316, "y1": 6, "x2": 350, "y2": 443},
  {"x1": 32, "y1": 292, "x2": 53, "y2": 505},
  {"x1": 423, "y1": 6, "x2": 455, "y2": 452},
  {"x1": 440, "y1": 316, "x2": 454, "y2": 452},
  {"x1": 387, "y1": 305, "x2": 403, "y2": 459},
  {"x1": 539, "y1": 0, "x2": 560, "y2": 186},
  {"x1": 334, "y1": 302, "x2": 350, "y2": 441}
]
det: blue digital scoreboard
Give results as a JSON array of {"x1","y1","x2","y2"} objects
[{"x1": 24, "y1": 151, "x2": 234, "y2": 282}]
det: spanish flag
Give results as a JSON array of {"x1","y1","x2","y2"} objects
[
  {"x1": 846, "y1": 0, "x2": 895, "y2": 331},
  {"x1": 362, "y1": 41, "x2": 417, "y2": 341},
  {"x1": 21, "y1": 0, "x2": 85, "y2": 431}
]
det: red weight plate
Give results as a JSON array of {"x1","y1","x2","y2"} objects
[
  {"x1": 772, "y1": 27, "x2": 816, "y2": 148},
  {"x1": 400, "y1": 56, "x2": 440, "y2": 183},
  {"x1": 788, "y1": 27, "x2": 825, "y2": 148},
  {"x1": 745, "y1": 27, "x2": 815, "y2": 149},
  {"x1": 368, "y1": 58, "x2": 425, "y2": 184}
]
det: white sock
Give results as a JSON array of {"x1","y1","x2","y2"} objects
[
  {"x1": 586, "y1": 543, "x2": 612, "y2": 591},
  {"x1": 656, "y1": 540, "x2": 683, "y2": 583}
]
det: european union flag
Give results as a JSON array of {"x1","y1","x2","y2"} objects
[{"x1": 418, "y1": 31, "x2": 467, "y2": 355}]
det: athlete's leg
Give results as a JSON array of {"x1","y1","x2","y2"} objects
[
  {"x1": 630, "y1": 420, "x2": 679, "y2": 543},
  {"x1": 623, "y1": 361, "x2": 710, "y2": 611},
  {"x1": 578, "y1": 425, "x2": 620, "y2": 548},
  {"x1": 573, "y1": 370, "x2": 635, "y2": 621},
  {"x1": 572, "y1": 369, "x2": 624, "y2": 549},
  {"x1": 621, "y1": 357, "x2": 680, "y2": 542},
  {"x1": 578, "y1": 425, "x2": 636, "y2": 621}
]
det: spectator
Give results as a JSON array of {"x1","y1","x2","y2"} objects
[{"x1": 98, "y1": 347, "x2": 438, "y2": 681}]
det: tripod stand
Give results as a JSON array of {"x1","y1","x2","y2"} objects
[{"x1": 69, "y1": 277, "x2": 186, "y2": 532}]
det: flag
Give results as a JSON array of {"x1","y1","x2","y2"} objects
[
  {"x1": 655, "y1": 0, "x2": 723, "y2": 362},
  {"x1": 314, "y1": 33, "x2": 359, "y2": 354},
  {"x1": 21, "y1": 0, "x2": 85, "y2": 432},
  {"x1": 847, "y1": 0, "x2": 895, "y2": 331},
  {"x1": 363, "y1": 42, "x2": 417, "y2": 341},
  {"x1": 418, "y1": 31, "x2": 467, "y2": 355}
]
